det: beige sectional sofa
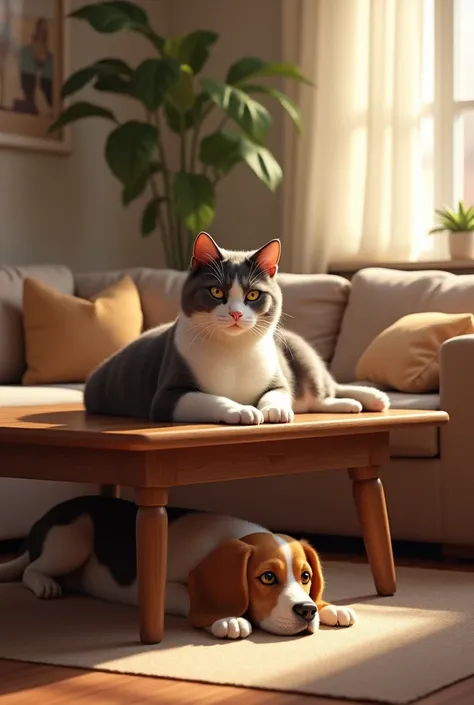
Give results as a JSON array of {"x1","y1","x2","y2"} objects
[{"x1": 1, "y1": 264, "x2": 473, "y2": 548}]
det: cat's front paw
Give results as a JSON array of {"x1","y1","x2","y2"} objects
[
  {"x1": 219, "y1": 403, "x2": 264, "y2": 425},
  {"x1": 260, "y1": 405, "x2": 295, "y2": 423},
  {"x1": 319, "y1": 604, "x2": 357, "y2": 627},
  {"x1": 208, "y1": 617, "x2": 253, "y2": 639},
  {"x1": 360, "y1": 388, "x2": 390, "y2": 412}
]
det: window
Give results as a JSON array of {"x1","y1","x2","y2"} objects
[{"x1": 419, "y1": 0, "x2": 474, "y2": 259}]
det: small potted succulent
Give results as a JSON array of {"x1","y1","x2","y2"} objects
[{"x1": 429, "y1": 201, "x2": 474, "y2": 260}]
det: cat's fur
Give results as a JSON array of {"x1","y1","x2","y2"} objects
[{"x1": 84, "y1": 233, "x2": 389, "y2": 423}]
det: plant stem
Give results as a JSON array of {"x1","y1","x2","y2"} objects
[
  {"x1": 154, "y1": 112, "x2": 177, "y2": 269},
  {"x1": 215, "y1": 115, "x2": 228, "y2": 133},
  {"x1": 149, "y1": 173, "x2": 173, "y2": 269},
  {"x1": 190, "y1": 101, "x2": 215, "y2": 174},
  {"x1": 190, "y1": 123, "x2": 200, "y2": 174},
  {"x1": 176, "y1": 113, "x2": 188, "y2": 270}
]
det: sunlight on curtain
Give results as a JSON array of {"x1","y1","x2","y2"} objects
[{"x1": 282, "y1": 0, "x2": 434, "y2": 273}]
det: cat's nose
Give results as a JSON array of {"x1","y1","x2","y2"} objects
[{"x1": 229, "y1": 310, "x2": 243, "y2": 320}]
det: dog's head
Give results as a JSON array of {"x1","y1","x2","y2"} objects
[{"x1": 188, "y1": 533, "x2": 324, "y2": 635}]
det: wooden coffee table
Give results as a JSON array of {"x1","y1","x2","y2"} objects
[{"x1": 0, "y1": 404, "x2": 448, "y2": 644}]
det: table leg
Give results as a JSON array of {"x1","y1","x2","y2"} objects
[
  {"x1": 134, "y1": 487, "x2": 169, "y2": 644},
  {"x1": 348, "y1": 466, "x2": 396, "y2": 596}
]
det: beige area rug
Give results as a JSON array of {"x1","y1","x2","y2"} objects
[{"x1": 1, "y1": 561, "x2": 474, "y2": 704}]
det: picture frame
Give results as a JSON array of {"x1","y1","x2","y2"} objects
[{"x1": 0, "y1": 0, "x2": 71, "y2": 154}]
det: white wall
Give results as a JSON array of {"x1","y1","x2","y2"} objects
[
  {"x1": 0, "y1": 0, "x2": 169, "y2": 271},
  {"x1": 0, "y1": 0, "x2": 286, "y2": 270}
]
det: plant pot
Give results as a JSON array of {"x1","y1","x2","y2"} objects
[{"x1": 448, "y1": 231, "x2": 474, "y2": 260}]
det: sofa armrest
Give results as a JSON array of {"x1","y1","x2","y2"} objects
[
  {"x1": 440, "y1": 334, "x2": 474, "y2": 413},
  {"x1": 439, "y1": 334, "x2": 474, "y2": 544}
]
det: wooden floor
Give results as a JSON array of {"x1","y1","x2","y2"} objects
[{"x1": 2, "y1": 547, "x2": 474, "y2": 704}]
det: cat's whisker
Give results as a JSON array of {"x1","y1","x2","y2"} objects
[
  {"x1": 188, "y1": 320, "x2": 218, "y2": 346},
  {"x1": 203, "y1": 253, "x2": 225, "y2": 283}
]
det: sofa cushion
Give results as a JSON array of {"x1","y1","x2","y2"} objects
[
  {"x1": 386, "y1": 389, "x2": 440, "y2": 457},
  {"x1": 76, "y1": 269, "x2": 351, "y2": 363},
  {"x1": 22, "y1": 276, "x2": 143, "y2": 385},
  {"x1": 74, "y1": 268, "x2": 186, "y2": 331},
  {"x1": 278, "y1": 273, "x2": 351, "y2": 362},
  {"x1": 355, "y1": 311, "x2": 474, "y2": 393},
  {"x1": 0, "y1": 384, "x2": 84, "y2": 406},
  {"x1": 0, "y1": 265, "x2": 74, "y2": 384},
  {"x1": 331, "y1": 267, "x2": 474, "y2": 382}
]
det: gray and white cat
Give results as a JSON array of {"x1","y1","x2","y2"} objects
[{"x1": 84, "y1": 233, "x2": 390, "y2": 423}]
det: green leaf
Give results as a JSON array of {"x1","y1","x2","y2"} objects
[
  {"x1": 199, "y1": 130, "x2": 242, "y2": 173},
  {"x1": 243, "y1": 84, "x2": 302, "y2": 132},
  {"x1": 163, "y1": 30, "x2": 218, "y2": 74},
  {"x1": 95, "y1": 58, "x2": 134, "y2": 75},
  {"x1": 132, "y1": 58, "x2": 180, "y2": 111},
  {"x1": 164, "y1": 92, "x2": 208, "y2": 133},
  {"x1": 105, "y1": 121, "x2": 158, "y2": 187},
  {"x1": 61, "y1": 59, "x2": 134, "y2": 98},
  {"x1": 173, "y1": 172, "x2": 215, "y2": 233},
  {"x1": 61, "y1": 66, "x2": 97, "y2": 98},
  {"x1": 141, "y1": 197, "x2": 165, "y2": 236},
  {"x1": 238, "y1": 133, "x2": 282, "y2": 190},
  {"x1": 167, "y1": 67, "x2": 195, "y2": 113},
  {"x1": 48, "y1": 101, "x2": 117, "y2": 132},
  {"x1": 122, "y1": 161, "x2": 163, "y2": 206},
  {"x1": 70, "y1": 1, "x2": 149, "y2": 32},
  {"x1": 94, "y1": 74, "x2": 134, "y2": 95},
  {"x1": 226, "y1": 57, "x2": 312, "y2": 86},
  {"x1": 199, "y1": 129, "x2": 282, "y2": 189},
  {"x1": 201, "y1": 78, "x2": 271, "y2": 143}
]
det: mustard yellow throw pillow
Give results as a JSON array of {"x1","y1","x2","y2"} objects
[
  {"x1": 22, "y1": 275, "x2": 143, "y2": 385},
  {"x1": 355, "y1": 311, "x2": 474, "y2": 393}
]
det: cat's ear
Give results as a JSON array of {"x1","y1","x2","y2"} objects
[
  {"x1": 191, "y1": 232, "x2": 223, "y2": 271},
  {"x1": 249, "y1": 239, "x2": 281, "y2": 278}
]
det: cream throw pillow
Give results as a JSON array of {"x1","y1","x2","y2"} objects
[
  {"x1": 355, "y1": 311, "x2": 474, "y2": 393},
  {"x1": 22, "y1": 275, "x2": 143, "y2": 385}
]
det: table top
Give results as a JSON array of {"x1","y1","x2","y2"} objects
[{"x1": 0, "y1": 404, "x2": 449, "y2": 452}]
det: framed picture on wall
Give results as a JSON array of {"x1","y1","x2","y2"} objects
[{"x1": 0, "y1": 0, "x2": 70, "y2": 153}]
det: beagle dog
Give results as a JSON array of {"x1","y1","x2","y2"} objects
[{"x1": 0, "y1": 496, "x2": 356, "y2": 638}]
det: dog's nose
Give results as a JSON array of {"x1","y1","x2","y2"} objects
[{"x1": 292, "y1": 602, "x2": 317, "y2": 622}]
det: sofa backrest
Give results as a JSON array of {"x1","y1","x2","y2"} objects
[
  {"x1": 76, "y1": 268, "x2": 351, "y2": 365},
  {"x1": 0, "y1": 265, "x2": 74, "y2": 383},
  {"x1": 0, "y1": 264, "x2": 351, "y2": 384},
  {"x1": 331, "y1": 267, "x2": 474, "y2": 382}
]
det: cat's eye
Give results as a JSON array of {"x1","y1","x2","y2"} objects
[
  {"x1": 258, "y1": 571, "x2": 277, "y2": 586},
  {"x1": 301, "y1": 571, "x2": 311, "y2": 585},
  {"x1": 246, "y1": 290, "x2": 260, "y2": 301},
  {"x1": 210, "y1": 287, "x2": 224, "y2": 299}
]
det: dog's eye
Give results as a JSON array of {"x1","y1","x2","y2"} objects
[
  {"x1": 259, "y1": 571, "x2": 277, "y2": 585},
  {"x1": 301, "y1": 571, "x2": 311, "y2": 585}
]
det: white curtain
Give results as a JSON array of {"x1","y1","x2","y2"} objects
[{"x1": 281, "y1": 0, "x2": 427, "y2": 273}]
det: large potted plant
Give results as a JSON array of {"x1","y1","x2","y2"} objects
[
  {"x1": 50, "y1": 1, "x2": 309, "y2": 270},
  {"x1": 429, "y1": 201, "x2": 474, "y2": 260}
]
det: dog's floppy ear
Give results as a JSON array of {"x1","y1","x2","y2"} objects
[
  {"x1": 188, "y1": 539, "x2": 253, "y2": 628},
  {"x1": 300, "y1": 539, "x2": 325, "y2": 603}
]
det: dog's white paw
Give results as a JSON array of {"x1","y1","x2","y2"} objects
[
  {"x1": 219, "y1": 404, "x2": 264, "y2": 426},
  {"x1": 260, "y1": 405, "x2": 295, "y2": 424},
  {"x1": 25, "y1": 571, "x2": 62, "y2": 600},
  {"x1": 319, "y1": 604, "x2": 357, "y2": 627},
  {"x1": 209, "y1": 617, "x2": 253, "y2": 639}
]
